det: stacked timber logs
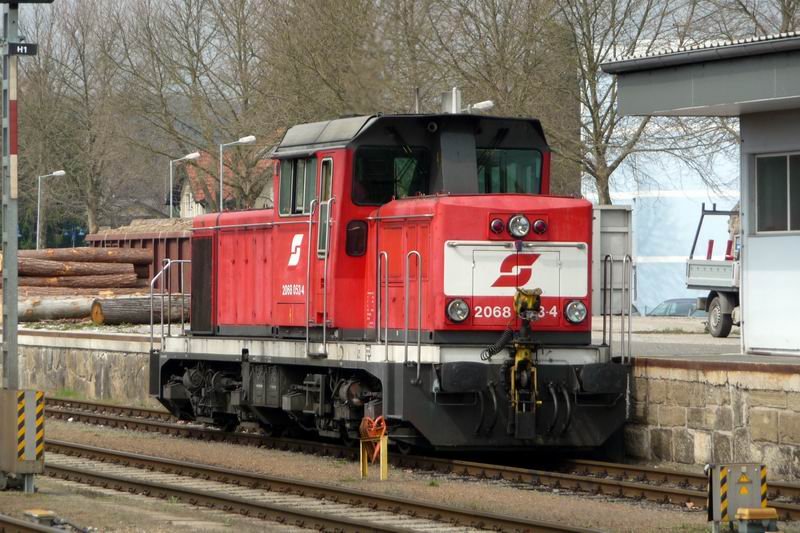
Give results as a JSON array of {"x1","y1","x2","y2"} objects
[
  {"x1": 1, "y1": 247, "x2": 169, "y2": 324},
  {"x1": 5, "y1": 248, "x2": 152, "y2": 290},
  {"x1": 91, "y1": 296, "x2": 190, "y2": 325}
]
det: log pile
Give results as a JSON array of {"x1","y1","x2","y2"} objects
[
  {"x1": 0, "y1": 247, "x2": 178, "y2": 325},
  {"x1": 2, "y1": 248, "x2": 153, "y2": 291},
  {"x1": 91, "y1": 296, "x2": 190, "y2": 325}
]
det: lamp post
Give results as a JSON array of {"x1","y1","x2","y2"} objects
[
  {"x1": 36, "y1": 170, "x2": 66, "y2": 250},
  {"x1": 169, "y1": 151, "x2": 200, "y2": 218},
  {"x1": 219, "y1": 135, "x2": 256, "y2": 212}
]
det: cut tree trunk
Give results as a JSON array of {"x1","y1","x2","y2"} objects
[
  {"x1": 18, "y1": 297, "x2": 94, "y2": 322},
  {"x1": 19, "y1": 287, "x2": 148, "y2": 297},
  {"x1": 91, "y1": 296, "x2": 190, "y2": 325},
  {"x1": 19, "y1": 247, "x2": 152, "y2": 265},
  {"x1": 19, "y1": 273, "x2": 139, "y2": 288},
  {"x1": 14, "y1": 257, "x2": 134, "y2": 277}
]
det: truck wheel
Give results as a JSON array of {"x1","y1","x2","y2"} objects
[{"x1": 709, "y1": 297, "x2": 733, "y2": 338}]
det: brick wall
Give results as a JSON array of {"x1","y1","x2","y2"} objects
[{"x1": 627, "y1": 359, "x2": 800, "y2": 478}]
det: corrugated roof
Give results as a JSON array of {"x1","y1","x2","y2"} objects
[{"x1": 602, "y1": 31, "x2": 800, "y2": 74}]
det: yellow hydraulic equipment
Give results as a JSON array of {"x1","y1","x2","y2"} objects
[{"x1": 508, "y1": 288, "x2": 542, "y2": 439}]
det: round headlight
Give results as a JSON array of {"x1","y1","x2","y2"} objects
[
  {"x1": 565, "y1": 300, "x2": 588, "y2": 324},
  {"x1": 532, "y1": 219, "x2": 548, "y2": 234},
  {"x1": 446, "y1": 299, "x2": 470, "y2": 323},
  {"x1": 508, "y1": 215, "x2": 530, "y2": 238}
]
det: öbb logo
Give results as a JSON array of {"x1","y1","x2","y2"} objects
[
  {"x1": 491, "y1": 254, "x2": 539, "y2": 287},
  {"x1": 288, "y1": 234, "x2": 303, "y2": 266}
]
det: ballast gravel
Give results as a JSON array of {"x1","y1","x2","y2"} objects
[{"x1": 27, "y1": 419, "x2": 714, "y2": 532}]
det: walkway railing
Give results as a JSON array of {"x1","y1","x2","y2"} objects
[{"x1": 149, "y1": 258, "x2": 191, "y2": 353}]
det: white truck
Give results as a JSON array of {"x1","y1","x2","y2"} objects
[{"x1": 686, "y1": 204, "x2": 740, "y2": 338}]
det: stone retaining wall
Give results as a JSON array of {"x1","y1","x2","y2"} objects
[
  {"x1": 627, "y1": 359, "x2": 800, "y2": 478},
  {"x1": 15, "y1": 331, "x2": 155, "y2": 407}
]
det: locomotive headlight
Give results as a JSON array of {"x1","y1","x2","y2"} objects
[
  {"x1": 508, "y1": 215, "x2": 530, "y2": 238},
  {"x1": 565, "y1": 300, "x2": 588, "y2": 324},
  {"x1": 446, "y1": 299, "x2": 470, "y2": 323}
]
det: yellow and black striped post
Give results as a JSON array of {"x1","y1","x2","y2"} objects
[
  {"x1": 16, "y1": 391, "x2": 25, "y2": 460},
  {"x1": 34, "y1": 391, "x2": 44, "y2": 461},
  {"x1": 1, "y1": 389, "x2": 45, "y2": 488},
  {"x1": 720, "y1": 466, "x2": 729, "y2": 522},
  {"x1": 760, "y1": 465, "x2": 768, "y2": 508}
]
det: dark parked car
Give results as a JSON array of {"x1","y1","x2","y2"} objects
[{"x1": 648, "y1": 298, "x2": 708, "y2": 318}]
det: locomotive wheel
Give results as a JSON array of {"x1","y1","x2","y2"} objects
[
  {"x1": 214, "y1": 414, "x2": 239, "y2": 433},
  {"x1": 395, "y1": 440, "x2": 413, "y2": 456}
]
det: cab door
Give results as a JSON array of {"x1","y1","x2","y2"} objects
[
  {"x1": 312, "y1": 156, "x2": 335, "y2": 327},
  {"x1": 273, "y1": 156, "x2": 318, "y2": 328}
]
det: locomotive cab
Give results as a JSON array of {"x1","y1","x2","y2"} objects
[{"x1": 153, "y1": 114, "x2": 630, "y2": 451}]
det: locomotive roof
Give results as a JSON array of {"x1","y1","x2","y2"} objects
[{"x1": 272, "y1": 114, "x2": 545, "y2": 158}]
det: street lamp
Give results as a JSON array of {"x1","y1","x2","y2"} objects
[
  {"x1": 219, "y1": 135, "x2": 256, "y2": 212},
  {"x1": 169, "y1": 151, "x2": 201, "y2": 218},
  {"x1": 36, "y1": 170, "x2": 66, "y2": 250}
]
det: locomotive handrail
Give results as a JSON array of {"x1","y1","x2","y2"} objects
[
  {"x1": 377, "y1": 251, "x2": 389, "y2": 360},
  {"x1": 149, "y1": 258, "x2": 191, "y2": 354},
  {"x1": 621, "y1": 254, "x2": 633, "y2": 364},
  {"x1": 601, "y1": 254, "x2": 634, "y2": 364},
  {"x1": 305, "y1": 200, "x2": 318, "y2": 358},
  {"x1": 365, "y1": 213, "x2": 434, "y2": 221},
  {"x1": 320, "y1": 197, "x2": 335, "y2": 357},
  {"x1": 403, "y1": 251, "x2": 423, "y2": 384},
  {"x1": 190, "y1": 220, "x2": 308, "y2": 231},
  {"x1": 446, "y1": 241, "x2": 586, "y2": 249}
]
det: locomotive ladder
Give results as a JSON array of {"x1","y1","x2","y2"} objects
[
  {"x1": 601, "y1": 254, "x2": 633, "y2": 363},
  {"x1": 376, "y1": 250, "x2": 425, "y2": 382},
  {"x1": 601, "y1": 254, "x2": 634, "y2": 423},
  {"x1": 305, "y1": 198, "x2": 336, "y2": 359},
  {"x1": 150, "y1": 258, "x2": 191, "y2": 353}
]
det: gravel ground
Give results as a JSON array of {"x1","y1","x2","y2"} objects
[
  {"x1": 28, "y1": 420, "x2": 713, "y2": 532},
  {"x1": 0, "y1": 476, "x2": 306, "y2": 532}
]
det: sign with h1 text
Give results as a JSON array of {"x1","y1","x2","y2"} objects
[{"x1": 7, "y1": 43, "x2": 37, "y2": 56}]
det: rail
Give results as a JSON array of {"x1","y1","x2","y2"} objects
[
  {"x1": 403, "y1": 250, "x2": 423, "y2": 384},
  {"x1": 150, "y1": 258, "x2": 191, "y2": 353},
  {"x1": 44, "y1": 399, "x2": 800, "y2": 522},
  {"x1": 601, "y1": 254, "x2": 633, "y2": 364}
]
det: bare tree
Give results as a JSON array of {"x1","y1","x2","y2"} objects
[
  {"x1": 108, "y1": 0, "x2": 275, "y2": 211},
  {"x1": 556, "y1": 0, "x2": 737, "y2": 204},
  {"x1": 18, "y1": 0, "x2": 158, "y2": 235}
]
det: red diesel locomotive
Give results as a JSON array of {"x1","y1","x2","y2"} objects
[{"x1": 151, "y1": 113, "x2": 630, "y2": 451}]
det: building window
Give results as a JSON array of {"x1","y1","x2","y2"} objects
[
  {"x1": 756, "y1": 154, "x2": 800, "y2": 233},
  {"x1": 279, "y1": 158, "x2": 317, "y2": 215}
]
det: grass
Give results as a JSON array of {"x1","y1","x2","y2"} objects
[
  {"x1": 53, "y1": 388, "x2": 82, "y2": 399},
  {"x1": 428, "y1": 479, "x2": 439, "y2": 487},
  {"x1": 636, "y1": 328, "x2": 697, "y2": 335}
]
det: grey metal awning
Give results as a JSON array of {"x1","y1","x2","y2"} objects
[
  {"x1": 272, "y1": 115, "x2": 375, "y2": 157},
  {"x1": 601, "y1": 33, "x2": 800, "y2": 117}
]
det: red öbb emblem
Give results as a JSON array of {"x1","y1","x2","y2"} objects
[{"x1": 492, "y1": 254, "x2": 539, "y2": 287}]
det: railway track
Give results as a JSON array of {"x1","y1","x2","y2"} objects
[
  {"x1": 44, "y1": 440, "x2": 586, "y2": 533},
  {"x1": 46, "y1": 398, "x2": 800, "y2": 520},
  {"x1": 0, "y1": 513, "x2": 62, "y2": 533}
]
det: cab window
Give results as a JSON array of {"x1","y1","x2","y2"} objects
[
  {"x1": 477, "y1": 148, "x2": 542, "y2": 194},
  {"x1": 279, "y1": 157, "x2": 317, "y2": 215},
  {"x1": 353, "y1": 146, "x2": 430, "y2": 205}
]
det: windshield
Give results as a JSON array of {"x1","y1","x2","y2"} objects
[
  {"x1": 353, "y1": 146, "x2": 430, "y2": 205},
  {"x1": 352, "y1": 146, "x2": 542, "y2": 205},
  {"x1": 477, "y1": 148, "x2": 542, "y2": 194}
]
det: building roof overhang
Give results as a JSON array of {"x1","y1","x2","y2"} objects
[{"x1": 601, "y1": 33, "x2": 800, "y2": 117}]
